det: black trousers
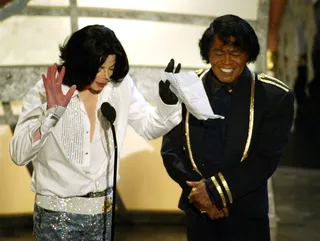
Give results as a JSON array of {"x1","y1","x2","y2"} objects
[{"x1": 186, "y1": 212, "x2": 270, "y2": 241}]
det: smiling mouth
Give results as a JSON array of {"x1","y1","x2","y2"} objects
[{"x1": 220, "y1": 68, "x2": 234, "y2": 73}]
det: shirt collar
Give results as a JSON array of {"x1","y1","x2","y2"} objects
[{"x1": 206, "y1": 67, "x2": 252, "y2": 95}]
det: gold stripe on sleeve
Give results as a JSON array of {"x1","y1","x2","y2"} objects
[
  {"x1": 211, "y1": 176, "x2": 227, "y2": 207},
  {"x1": 218, "y1": 172, "x2": 233, "y2": 204}
]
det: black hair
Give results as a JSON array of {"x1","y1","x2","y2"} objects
[
  {"x1": 199, "y1": 14, "x2": 260, "y2": 63},
  {"x1": 59, "y1": 24, "x2": 129, "y2": 91}
]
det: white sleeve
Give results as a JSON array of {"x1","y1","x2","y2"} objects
[
  {"x1": 127, "y1": 75, "x2": 182, "y2": 140},
  {"x1": 9, "y1": 81, "x2": 66, "y2": 166}
]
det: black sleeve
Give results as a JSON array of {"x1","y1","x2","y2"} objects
[
  {"x1": 161, "y1": 120, "x2": 201, "y2": 190},
  {"x1": 207, "y1": 90, "x2": 294, "y2": 209}
]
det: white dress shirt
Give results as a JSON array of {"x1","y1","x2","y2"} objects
[{"x1": 10, "y1": 74, "x2": 182, "y2": 198}]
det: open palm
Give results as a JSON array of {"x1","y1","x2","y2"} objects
[{"x1": 42, "y1": 63, "x2": 77, "y2": 110}]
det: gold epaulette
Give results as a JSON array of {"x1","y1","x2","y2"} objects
[
  {"x1": 257, "y1": 73, "x2": 290, "y2": 92},
  {"x1": 195, "y1": 68, "x2": 205, "y2": 77}
]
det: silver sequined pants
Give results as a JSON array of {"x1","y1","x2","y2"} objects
[{"x1": 33, "y1": 204, "x2": 112, "y2": 241}]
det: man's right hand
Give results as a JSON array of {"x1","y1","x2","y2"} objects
[
  {"x1": 42, "y1": 63, "x2": 76, "y2": 110},
  {"x1": 205, "y1": 205, "x2": 229, "y2": 220}
]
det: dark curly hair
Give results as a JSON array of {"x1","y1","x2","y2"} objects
[
  {"x1": 199, "y1": 14, "x2": 260, "y2": 64},
  {"x1": 58, "y1": 25, "x2": 129, "y2": 91}
]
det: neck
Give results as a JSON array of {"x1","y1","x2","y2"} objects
[
  {"x1": 79, "y1": 88, "x2": 99, "y2": 102},
  {"x1": 88, "y1": 87, "x2": 101, "y2": 95},
  {"x1": 209, "y1": 70, "x2": 239, "y2": 86}
]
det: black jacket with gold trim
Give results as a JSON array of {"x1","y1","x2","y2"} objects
[{"x1": 161, "y1": 67, "x2": 294, "y2": 217}]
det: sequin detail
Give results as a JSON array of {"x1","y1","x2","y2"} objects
[
  {"x1": 61, "y1": 97, "x2": 85, "y2": 165},
  {"x1": 33, "y1": 204, "x2": 112, "y2": 240},
  {"x1": 35, "y1": 188, "x2": 113, "y2": 215}
]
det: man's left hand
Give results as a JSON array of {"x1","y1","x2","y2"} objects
[
  {"x1": 186, "y1": 181, "x2": 212, "y2": 210},
  {"x1": 158, "y1": 59, "x2": 181, "y2": 105},
  {"x1": 187, "y1": 180, "x2": 229, "y2": 219}
]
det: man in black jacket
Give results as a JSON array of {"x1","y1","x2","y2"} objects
[{"x1": 161, "y1": 14, "x2": 294, "y2": 241}]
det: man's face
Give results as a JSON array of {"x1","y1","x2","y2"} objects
[
  {"x1": 209, "y1": 36, "x2": 248, "y2": 84},
  {"x1": 90, "y1": 54, "x2": 116, "y2": 91}
]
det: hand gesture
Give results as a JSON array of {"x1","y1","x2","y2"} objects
[
  {"x1": 164, "y1": 58, "x2": 181, "y2": 73},
  {"x1": 42, "y1": 63, "x2": 77, "y2": 110},
  {"x1": 159, "y1": 59, "x2": 181, "y2": 105},
  {"x1": 187, "y1": 180, "x2": 229, "y2": 220}
]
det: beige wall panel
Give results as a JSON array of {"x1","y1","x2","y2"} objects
[
  {"x1": 9, "y1": 100, "x2": 23, "y2": 116},
  {"x1": 0, "y1": 103, "x2": 4, "y2": 116},
  {"x1": 79, "y1": 17, "x2": 208, "y2": 68},
  {"x1": 118, "y1": 126, "x2": 182, "y2": 212},
  {"x1": 0, "y1": 125, "x2": 34, "y2": 214},
  {"x1": 27, "y1": 0, "x2": 69, "y2": 7},
  {"x1": 77, "y1": 0, "x2": 259, "y2": 20},
  {"x1": 0, "y1": 16, "x2": 71, "y2": 66}
]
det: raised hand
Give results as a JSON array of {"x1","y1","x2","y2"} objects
[
  {"x1": 164, "y1": 58, "x2": 181, "y2": 73},
  {"x1": 42, "y1": 63, "x2": 77, "y2": 110},
  {"x1": 159, "y1": 59, "x2": 181, "y2": 105}
]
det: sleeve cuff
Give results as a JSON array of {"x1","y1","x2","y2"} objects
[
  {"x1": 38, "y1": 105, "x2": 66, "y2": 137},
  {"x1": 206, "y1": 172, "x2": 233, "y2": 209},
  {"x1": 156, "y1": 94, "x2": 181, "y2": 122},
  {"x1": 205, "y1": 180, "x2": 216, "y2": 205}
]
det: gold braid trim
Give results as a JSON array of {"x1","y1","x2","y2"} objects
[
  {"x1": 211, "y1": 176, "x2": 227, "y2": 207},
  {"x1": 218, "y1": 172, "x2": 233, "y2": 204},
  {"x1": 259, "y1": 73, "x2": 289, "y2": 88},
  {"x1": 241, "y1": 73, "x2": 255, "y2": 161},
  {"x1": 195, "y1": 68, "x2": 205, "y2": 76},
  {"x1": 258, "y1": 78, "x2": 289, "y2": 93},
  {"x1": 258, "y1": 73, "x2": 289, "y2": 92},
  {"x1": 184, "y1": 69, "x2": 209, "y2": 177},
  {"x1": 199, "y1": 69, "x2": 209, "y2": 79},
  {"x1": 185, "y1": 111, "x2": 203, "y2": 177}
]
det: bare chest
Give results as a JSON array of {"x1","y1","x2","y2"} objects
[{"x1": 80, "y1": 93, "x2": 99, "y2": 142}]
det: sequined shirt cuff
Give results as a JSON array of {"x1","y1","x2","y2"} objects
[{"x1": 39, "y1": 105, "x2": 66, "y2": 137}]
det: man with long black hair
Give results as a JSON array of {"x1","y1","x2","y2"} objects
[{"x1": 10, "y1": 24, "x2": 181, "y2": 240}]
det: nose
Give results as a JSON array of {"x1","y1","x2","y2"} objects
[
  {"x1": 102, "y1": 69, "x2": 112, "y2": 80},
  {"x1": 222, "y1": 54, "x2": 232, "y2": 65}
]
